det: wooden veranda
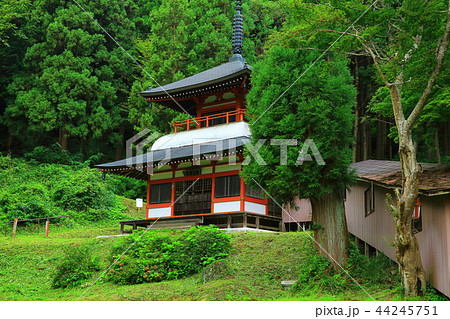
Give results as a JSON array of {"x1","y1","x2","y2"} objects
[{"x1": 119, "y1": 212, "x2": 282, "y2": 234}]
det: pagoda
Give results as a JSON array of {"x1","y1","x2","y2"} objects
[{"x1": 96, "y1": 1, "x2": 283, "y2": 232}]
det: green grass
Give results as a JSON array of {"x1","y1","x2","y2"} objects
[
  {"x1": 0, "y1": 221, "x2": 439, "y2": 301},
  {"x1": 0, "y1": 228, "x2": 309, "y2": 301}
]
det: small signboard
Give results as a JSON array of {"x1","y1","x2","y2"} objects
[{"x1": 136, "y1": 198, "x2": 143, "y2": 208}]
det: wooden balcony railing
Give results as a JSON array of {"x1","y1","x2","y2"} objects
[{"x1": 172, "y1": 109, "x2": 246, "y2": 132}]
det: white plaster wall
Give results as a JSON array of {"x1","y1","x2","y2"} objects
[
  {"x1": 244, "y1": 201, "x2": 266, "y2": 215},
  {"x1": 213, "y1": 201, "x2": 240, "y2": 213},
  {"x1": 148, "y1": 207, "x2": 171, "y2": 218}
]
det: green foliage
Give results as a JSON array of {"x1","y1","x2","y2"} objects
[
  {"x1": 293, "y1": 238, "x2": 402, "y2": 297},
  {"x1": 52, "y1": 245, "x2": 101, "y2": 288},
  {"x1": 294, "y1": 240, "x2": 347, "y2": 294},
  {"x1": 106, "y1": 226, "x2": 231, "y2": 285},
  {"x1": 24, "y1": 143, "x2": 82, "y2": 165},
  {"x1": 347, "y1": 241, "x2": 399, "y2": 286},
  {"x1": 105, "y1": 174, "x2": 147, "y2": 200},
  {"x1": 243, "y1": 46, "x2": 356, "y2": 203},
  {"x1": 0, "y1": 0, "x2": 30, "y2": 45},
  {"x1": 3, "y1": 0, "x2": 138, "y2": 154},
  {"x1": 0, "y1": 155, "x2": 125, "y2": 223},
  {"x1": 174, "y1": 225, "x2": 232, "y2": 275}
]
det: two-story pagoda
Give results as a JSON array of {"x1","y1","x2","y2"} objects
[{"x1": 96, "y1": 1, "x2": 283, "y2": 232}]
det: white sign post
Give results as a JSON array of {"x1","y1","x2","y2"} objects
[{"x1": 136, "y1": 198, "x2": 143, "y2": 216}]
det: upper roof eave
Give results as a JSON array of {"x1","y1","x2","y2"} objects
[{"x1": 140, "y1": 60, "x2": 252, "y2": 98}]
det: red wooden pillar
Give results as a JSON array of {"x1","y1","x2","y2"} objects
[
  {"x1": 240, "y1": 176, "x2": 245, "y2": 212},
  {"x1": 171, "y1": 164, "x2": 177, "y2": 216},
  {"x1": 239, "y1": 155, "x2": 245, "y2": 212},
  {"x1": 211, "y1": 161, "x2": 217, "y2": 213},
  {"x1": 146, "y1": 174, "x2": 151, "y2": 219}
]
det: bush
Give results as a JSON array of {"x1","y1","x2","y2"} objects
[
  {"x1": 174, "y1": 225, "x2": 232, "y2": 275},
  {"x1": 24, "y1": 144, "x2": 82, "y2": 165},
  {"x1": 52, "y1": 167, "x2": 125, "y2": 221},
  {"x1": 107, "y1": 231, "x2": 176, "y2": 285},
  {"x1": 52, "y1": 245, "x2": 101, "y2": 288},
  {"x1": 347, "y1": 241, "x2": 399, "y2": 286},
  {"x1": 293, "y1": 239, "x2": 347, "y2": 294},
  {"x1": 104, "y1": 174, "x2": 147, "y2": 200},
  {"x1": 0, "y1": 155, "x2": 126, "y2": 224},
  {"x1": 106, "y1": 226, "x2": 231, "y2": 285}
]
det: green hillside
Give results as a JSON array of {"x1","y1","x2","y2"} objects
[{"x1": 0, "y1": 224, "x2": 409, "y2": 301}]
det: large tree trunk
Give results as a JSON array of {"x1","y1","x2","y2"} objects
[
  {"x1": 443, "y1": 121, "x2": 449, "y2": 156},
  {"x1": 6, "y1": 133, "x2": 14, "y2": 150},
  {"x1": 434, "y1": 130, "x2": 441, "y2": 164},
  {"x1": 59, "y1": 128, "x2": 68, "y2": 151},
  {"x1": 115, "y1": 124, "x2": 125, "y2": 161},
  {"x1": 376, "y1": 116, "x2": 386, "y2": 159},
  {"x1": 310, "y1": 190, "x2": 349, "y2": 268},
  {"x1": 390, "y1": 88, "x2": 426, "y2": 297}
]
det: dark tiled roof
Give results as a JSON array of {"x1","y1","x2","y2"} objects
[
  {"x1": 351, "y1": 160, "x2": 450, "y2": 195},
  {"x1": 140, "y1": 60, "x2": 251, "y2": 97},
  {"x1": 95, "y1": 137, "x2": 248, "y2": 179}
]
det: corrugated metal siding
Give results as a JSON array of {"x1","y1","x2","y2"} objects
[{"x1": 346, "y1": 181, "x2": 450, "y2": 298}]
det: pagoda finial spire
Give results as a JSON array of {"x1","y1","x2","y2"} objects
[{"x1": 229, "y1": 0, "x2": 245, "y2": 62}]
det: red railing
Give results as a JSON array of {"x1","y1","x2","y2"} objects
[{"x1": 173, "y1": 109, "x2": 246, "y2": 132}]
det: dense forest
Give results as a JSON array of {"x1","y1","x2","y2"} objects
[{"x1": 1, "y1": 0, "x2": 448, "y2": 165}]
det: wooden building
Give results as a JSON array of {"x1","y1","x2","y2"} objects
[
  {"x1": 96, "y1": 1, "x2": 282, "y2": 232},
  {"x1": 345, "y1": 160, "x2": 450, "y2": 298}
]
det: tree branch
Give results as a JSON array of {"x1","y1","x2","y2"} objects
[
  {"x1": 296, "y1": 47, "x2": 369, "y2": 57},
  {"x1": 315, "y1": 29, "x2": 364, "y2": 40},
  {"x1": 357, "y1": 37, "x2": 390, "y2": 86},
  {"x1": 406, "y1": 0, "x2": 450, "y2": 131}
]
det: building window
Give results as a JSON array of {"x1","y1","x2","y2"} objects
[
  {"x1": 364, "y1": 183, "x2": 375, "y2": 217},
  {"x1": 268, "y1": 198, "x2": 282, "y2": 217},
  {"x1": 174, "y1": 178, "x2": 212, "y2": 216},
  {"x1": 245, "y1": 184, "x2": 265, "y2": 199},
  {"x1": 150, "y1": 183, "x2": 172, "y2": 204},
  {"x1": 215, "y1": 175, "x2": 240, "y2": 198}
]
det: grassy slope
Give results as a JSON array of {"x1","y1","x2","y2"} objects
[
  {"x1": 0, "y1": 223, "x2": 405, "y2": 301},
  {"x1": 0, "y1": 197, "x2": 410, "y2": 301},
  {"x1": 0, "y1": 225, "x2": 307, "y2": 301}
]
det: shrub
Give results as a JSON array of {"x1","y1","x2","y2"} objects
[
  {"x1": 24, "y1": 144, "x2": 82, "y2": 165},
  {"x1": 107, "y1": 231, "x2": 176, "y2": 285},
  {"x1": 106, "y1": 226, "x2": 231, "y2": 285},
  {"x1": 104, "y1": 174, "x2": 147, "y2": 199},
  {"x1": 52, "y1": 167, "x2": 122, "y2": 221},
  {"x1": 293, "y1": 240, "x2": 347, "y2": 294},
  {"x1": 174, "y1": 225, "x2": 232, "y2": 275},
  {"x1": 347, "y1": 241, "x2": 399, "y2": 286},
  {"x1": 0, "y1": 155, "x2": 125, "y2": 224},
  {"x1": 52, "y1": 245, "x2": 101, "y2": 288}
]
